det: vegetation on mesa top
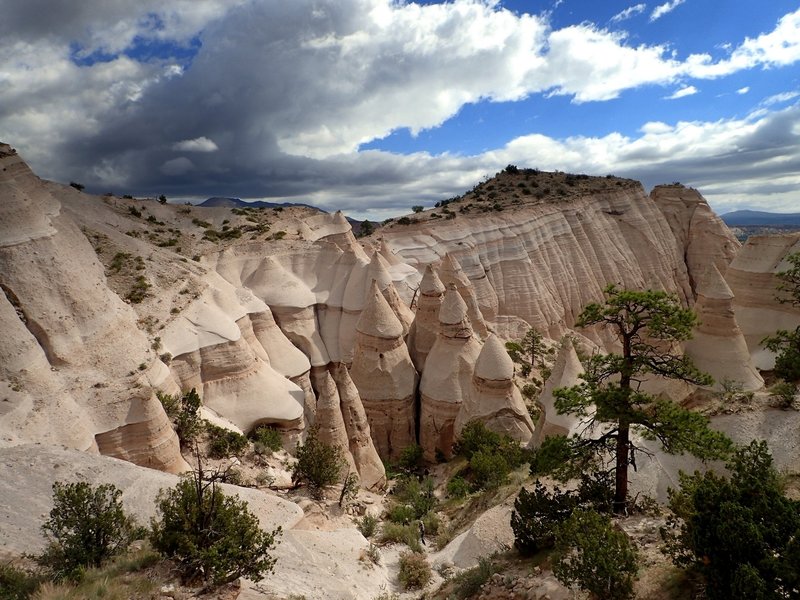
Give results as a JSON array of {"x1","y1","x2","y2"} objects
[{"x1": 383, "y1": 165, "x2": 640, "y2": 227}]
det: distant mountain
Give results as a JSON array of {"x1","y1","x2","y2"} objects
[
  {"x1": 199, "y1": 197, "x2": 321, "y2": 211},
  {"x1": 721, "y1": 210, "x2": 800, "y2": 226}
]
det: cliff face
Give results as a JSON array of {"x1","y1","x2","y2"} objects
[{"x1": 0, "y1": 146, "x2": 757, "y2": 475}]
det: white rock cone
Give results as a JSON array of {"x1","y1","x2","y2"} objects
[
  {"x1": 419, "y1": 285, "x2": 482, "y2": 461},
  {"x1": 408, "y1": 264, "x2": 445, "y2": 371},
  {"x1": 331, "y1": 362, "x2": 386, "y2": 490},
  {"x1": 531, "y1": 340, "x2": 586, "y2": 447},
  {"x1": 350, "y1": 281, "x2": 418, "y2": 461},
  {"x1": 455, "y1": 333, "x2": 535, "y2": 445},
  {"x1": 685, "y1": 263, "x2": 763, "y2": 391}
]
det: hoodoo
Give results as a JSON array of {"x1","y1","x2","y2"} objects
[
  {"x1": 350, "y1": 281, "x2": 417, "y2": 461},
  {"x1": 685, "y1": 264, "x2": 763, "y2": 391},
  {"x1": 455, "y1": 333, "x2": 535, "y2": 444},
  {"x1": 531, "y1": 340, "x2": 586, "y2": 447},
  {"x1": 331, "y1": 362, "x2": 386, "y2": 489},
  {"x1": 407, "y1": 264, "x2": 446, "y2": 371},
  {"x1": 441, "y1": 253, "x2": 490, "y2": 338},
  {"x1": 419, "y1": 285, "x2": 482, "y2": 461}
]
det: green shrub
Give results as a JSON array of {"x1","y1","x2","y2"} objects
[
  {"x1": 469, "y1": 450, "x2": 511, "y2": 490},
  {"x1": 446, "y1": 475, "x2": 469, "y2": 499},
  {"x1": 38, "y1": 482, "x2": 142, "y2": 581},
  {"x1": 206, "y1": 424, "x2": 249, "y2": 458},
  {"x1": 510, "y1": 480, "x2": 577, "y2": 555},
  {"x1": 392, "y1": 476, "x2": 436, "y2": 518},
  {"x1": 379, "y1": 522, "x2": 422, "y2": 552},
  {"x1": 292, "y1": 426, "x2": 345, "y2": 499},
  {"x1": 453, "y1": 421, "x2": 529, "y2": 491},
  {"x1": 388, "y1": 504, "x2": 417, "y2": 525},
  {"x1": 398, "y1": 551, "x2": 431, "y2": 590},
  {"x1": 769, "y1": 380, "x2": 797, "y2": 409},
  {"x1": 0, "y1": 563, "x2": 42, "y2": 600},
  {"x1": 252, "y1": 425, "x2": 283, "y2": 455},
  {"x1": 449, "y1": 556, "x2": 498, "y2": 599},
  {"x1": 552, "y1": 509, "x2": 638, "y2": 600},
  {"x1": 158, "y1": 389, "x2": 202, "y2": 447},
  {"x1": 421, "y1": 512, "x2": 440, "y2": 537},
  {"x1": 356, "y1": 514, "x2": 378, "y2": 538},
  {"x1": 396, "y1": 443, "x2": 425, "y2": 475},
  {"x1": 663, "y1": 440, "x2": 800, "y2": 599},
  {"x1": 150, "y1": 468, "x2": 281, "y2": 587}
]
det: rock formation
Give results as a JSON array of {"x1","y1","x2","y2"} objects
[
  {"x1": 685, "y1": 264, "x2": 763, "y2": 391},
  {"x1": 455, "y1": 333, "x2": 535, "y2": 444},
  {"x1": 350, "y1": 281, "x2": 417, "y2": 461},
  {"x1": 331, "y1": 362, "x2": 386, "y2": 490},
  {"x1": 726, "y1": 233, "x2": 800, "y2": 368},
  {"x1": 407, "y1": 264, "x2": 445, "y2": 371},
  {"x1": 0, "y1": 144, "x2": 186, "y2": 472},
  {"x1": 440, "y1": 253, "x2": 490, "y2": 338},
  {"x1": 310, "y1": 367, "x2": 358, "y2": 476},
  {"x1": 531, "y1": 340, "x2": 586, "y2": 447},
  {"x1": 419, "y1": 285, "x2": 482, "y2": 461}
]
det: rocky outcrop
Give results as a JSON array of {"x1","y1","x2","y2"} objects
[
  {"x1": 455, "y1": 333, "x2": 535, "y2": 444},
  {"x1": 441, "y1": 254, "x2": 490, "y2": 338},
  {"x1": 0, "y1": 145, "x2": 185, "y2": 472},
  {"x1": 532, "y1": 340, "x2": 586, "y2": 447},
  {"x1": 310, "y1": 367, "x2": 358, "y2": 476},
  {"x1": 685, "y1": 264, "x2": 763, "y2": 391},
  {"x1": 350, "y1": 282, "x2": 417, "y2": 461},
  {"x1": 419, "y1": 286, "x2": 482, "y2": 461},
  {"x1": 407, "y1": 264, "x2": 445, "y2": 371},
  {"x1": 331, "y1": 363, "x2": 386, "y2": 490},
  {"x1": 727, "y1": 234, "x2": 800, "y2": 369},
  {"x1": 652, "y1": 184, "x2": 740, "y2": 298}
]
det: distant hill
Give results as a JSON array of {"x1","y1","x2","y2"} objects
[
  {"x1": 199, "y1": 197, "x2": 321, "y2": 211},
  {"x1": 199, "y1": 197, "x2": 379, "y2": 236},
  {"x1": 721, "y1": 210, "x2": 800, "y2": 226}
]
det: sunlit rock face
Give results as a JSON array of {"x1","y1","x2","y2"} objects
[
  {"x1": 0, "y1": 146, "x2": 754, "y2": 484},
  {"x1": 455, "y1": 333, "x2": 535, "y2": 445},
  {"x1": 685, "y1": 264, "x2": 763, "y2": 391},
  {"x1": 531, "y1": 341, "x2": 586, "y2": 447},
  {"x1": 407, "y1": 264, "x2": 445, "y2": 372},
  {"x1": 419, "y1": 286, "x2": 482, "y2": 461},
  {"x1": 726, "y1": 234, "x2": 800, "y2": 369},
  {"x1": 0, "y1": 144, "x2": 185, "y2": 472},
  {"x1": 350, "y1": 282, "x2": 417, "y2": 461},
  {"x1": 382, "y1": 182, "x2": 738, "y2": 343},
  {"x1": 330, "y1": 362, "x2": 386, "y2": 490}
]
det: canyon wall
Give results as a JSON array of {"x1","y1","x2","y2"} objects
[{"x1": 3, "y1": 145, "x2": 781, "y2": 476}]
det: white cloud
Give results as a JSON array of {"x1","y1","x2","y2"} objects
[
  {"x1": 737, "y1": 86, "x2": 750, "y2": 95},
  {"x1": 762, "y1": 90, "x2": 800, "y2": 106},
  {"x1": 650, "y1": 0, "x2": 685, "y2": 22},
  {"x1": 1, "y1": 0, "x2": 800, "y2": 218},
  {"x1": 172, "y1": 137, "x2": 219, "y2": 152},
  {"x1": 610, "y1": 4, "x2": 647, "y2": 24},
  {"x1": 665, "y1": 85, "x2": 698, "y2": 99}
]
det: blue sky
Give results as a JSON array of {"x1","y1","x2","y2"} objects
[{"x1": 1, "y1": 0, "x2": 799, "y2": 220}]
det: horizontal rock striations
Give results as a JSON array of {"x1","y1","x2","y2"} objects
[
  {"x1": 350, "y1": 281, "x2": 417, "y2": 461},
  {"x1": 419, "y1": 286, "x2": 482, "y2": 461}
]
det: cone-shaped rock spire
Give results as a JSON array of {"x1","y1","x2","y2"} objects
[
  {"x1": 531, "y1": 340, "x2": 585, "y2": 447},
  {"x1": 419, "y1": 286, "x2": 482, "y2": 461},
  {"x1": 455, "y1": 334, "x2": 534, "y2": 444},
  {"x1": 408, "y1": 264, "x2": 445, "y2": 371},
  {"x1": 331, "y1": 363, "x2": 386, "y2": 490},
  {"x1": 441, "y1": 254, "x2": 489, "y2": 338},
  {"x1": 685, "y1": 264, "x2": 763, "y2": 391},
  {"x1": 351, "y1": 282, "x2": 418, "y2": 461}
]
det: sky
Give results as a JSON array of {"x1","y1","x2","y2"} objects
[{"x1": 1, "y1": 0, "x2": 799, "y2": 221}]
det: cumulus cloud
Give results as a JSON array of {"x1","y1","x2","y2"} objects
[
  {"x1": 665, "y1": 85, "x2": 698, "y2": 99},
  {"x1": 172, "y1": 137, "x2": 219, "y2": 152},
  {"x1": 1, "y1": 0, "x2": 800, "y2": 218},
  {"x1": 650, "y1": 0, "x2": 685, "y2": 22},
  {"x1": 611, "y1": 4, "x2": 647, "y2": 24},
  {"x1": 737, "y1": 86, "x2": 750, "y2": 95}
]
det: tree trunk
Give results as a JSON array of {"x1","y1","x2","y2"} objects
[{"x1": 614, "y1": 422, "x2": 629, "y2": 514}]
